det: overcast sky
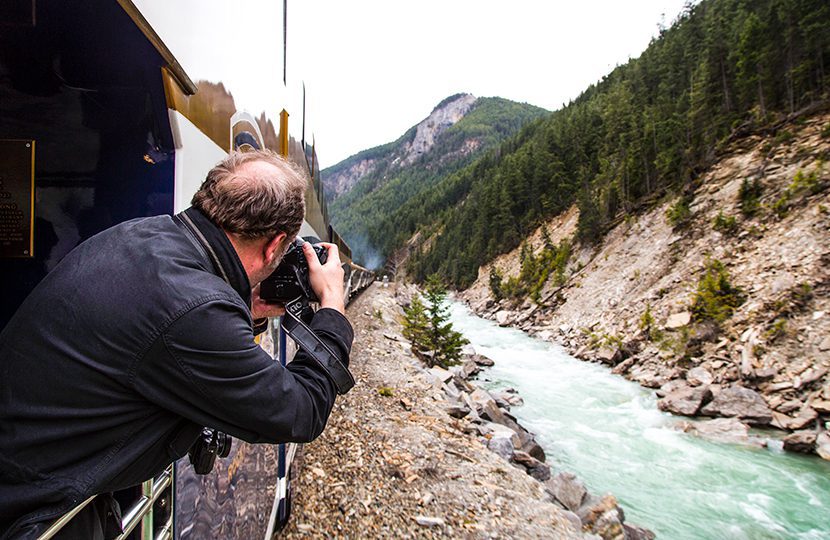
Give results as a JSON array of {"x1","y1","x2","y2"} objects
[
  {"x1": 290, "y1": 1, "x2": 690, "y2": 168},
  {"x1": 137, "y1": 1, "x2": 690, "y2": 169}
]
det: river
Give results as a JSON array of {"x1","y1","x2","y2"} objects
[{"x1": 448, "y1": 301, "x2": 830, "y2": 539}]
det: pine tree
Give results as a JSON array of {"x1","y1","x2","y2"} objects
[
  {"x1": 488, "y1": 266, "x2": 504, "y2": 300},
  {"x1": 402, "y1": 296, "x2": 430, "y2": 356},
  {"x1": 403, "y1": 275, "x2": 469, "y2": 368},
  {"x1": 424, "y1": 275, "x2": 469, "y2": 368}
]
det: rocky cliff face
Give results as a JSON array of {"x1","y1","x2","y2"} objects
[
  {"x1": 324, "y1": 94, "x2": 477, "y2": 200},
  {"x1": 461, "y1": 112, "x2": 830, "y2": 459},
  {"x1": 396, "y1": 94, "x2": 477, "y2": 167},
  {"x1": 325, "y1": 157, "x2": 378, "y2": 200}
]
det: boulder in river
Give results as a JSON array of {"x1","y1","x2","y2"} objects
[
  {"x1": 577, "y1": 493, "x2": 626, "y2": 540},
  {"x1": 545, "y1": 472, "x2": 587, "y2": 512},
  {"x1": 479, "y1": 399, "x2": 526, "y2": 435},
  {"x1": 518, "y1": 436, "x2": 546, "y2": 462},
  {"x1": 816, "y1": 432, "x2": 830, "y2": 461},
  {"x1": 494, "y1": 390, "x2": 524, "y2": 408},
  {"x1": 699, "y1": 384, "x2": 773, "y2": 425},
  {"x1": 658, "y1": 385, "x2": 713, "y2": 416},
  {"x1": 783, "y1": 430, "x2": 817, "y2": 453},
  {"x1": 679, "y1": 418, "x2": 764, "y2": 447},
  {"x1": 624, "y1": 523, "x2": 657, "y2": 540},
  {"x1": 511, "y1": 450, "x2": 550, "y2": 481},
  {"x1": 471, "y1": 354, "x2": 495, "y2": 367}
]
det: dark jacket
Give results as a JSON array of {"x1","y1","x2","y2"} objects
[{"x1": 0, "y1": 208, "x2": 353, "y2": 538}]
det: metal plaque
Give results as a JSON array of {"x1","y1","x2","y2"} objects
[
  {"x1": 0, "y1": 0, "x2": 36, "y2": 27},
  {"x1": 0, "y1": 140, "x2": 35, "y2": 258}
]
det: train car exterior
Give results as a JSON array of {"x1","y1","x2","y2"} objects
[{"x1": 0, "y1": 1, "x2": 371, "y2": 537}]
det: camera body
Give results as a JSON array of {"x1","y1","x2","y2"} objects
[
  {"x1": 260, "y1": 237, "x2": 327, "y2": 303},
  {"x1": 189, "y1": 428, "x2": 232, "y2": 475}
]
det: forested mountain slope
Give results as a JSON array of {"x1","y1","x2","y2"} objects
[
  {"x1": 462, "y1": 110, "x2": 830, "y2": 458},
  {"x1": 407, "y1": 0, "x2": 830, "y2": 287},
  {"x1": 324, "y1": 94, "x2": 547, "y2": 267}
]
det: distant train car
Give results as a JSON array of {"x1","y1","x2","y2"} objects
[{"x1": 0, "y1": 1, "x2": 370, "y2": 537}]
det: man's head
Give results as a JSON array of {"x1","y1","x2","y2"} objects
[{"x1": 192, "y1": 150, "x2": 307, "y2": 285}]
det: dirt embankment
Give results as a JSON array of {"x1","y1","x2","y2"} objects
[
  {"x1": 281, "y1": 283, "x2": 584, "y2": 539},
  {"x1": 462, "y1": 113, "x2": 830, "y2": 458}
]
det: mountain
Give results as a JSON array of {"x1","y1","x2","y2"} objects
[
  {"x1": 324, "y1": 94, "x2": 548, "y2": 267},
  {"x1": 408, "y1": 0, "x2": 830, "y2": 288},
  {"x1": 462, "y1": 109, "x2": 830, "y2": 460}
]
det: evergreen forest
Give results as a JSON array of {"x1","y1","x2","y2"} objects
[
  {"x1": 327, "y1": 97, "x2": 548, "y2": 266},
  {"x1": 336, "y1": 0, "x2": 830, "y2": 288}
]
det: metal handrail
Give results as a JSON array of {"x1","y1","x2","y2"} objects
[
  {"x1": 116, "y1": 468, "x2": 173, "y2": 539},
  {"x1": 36, "y1": 465, "x2": 173, "y2": 540},
  {"x1": 37, "y1": 496, "x2": 97, "y2": 540},
  {"x1": 153, "y1": 515, "x2": 173, "y2": 540}
]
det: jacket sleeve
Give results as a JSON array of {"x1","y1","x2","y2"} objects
[{"x1": 132, "y1": 297, "x2": 353, "y2": 444}]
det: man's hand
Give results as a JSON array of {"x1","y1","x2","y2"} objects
[
  {"x1": 304, "y1": 241, "x2": 346, "y2": 314},
  {"x1": 251, "y1": 283, "x2": 285, "y2": 319}
]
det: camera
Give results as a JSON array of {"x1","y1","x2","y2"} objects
[
  {"x1": 259, "y1": 237, "x2": 328, "y2": 303},
  {"x1": 189, "y1": 428, "x2": 232, "y2": 475}
]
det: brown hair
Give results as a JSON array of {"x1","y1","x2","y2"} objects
[{"x1": 192, "y1": 150, "x2": 307, "y2": 240}]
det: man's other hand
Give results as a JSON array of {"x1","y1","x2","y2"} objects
[{"x1": 304, "y1": 241, "x2": 346, "y2": 314}]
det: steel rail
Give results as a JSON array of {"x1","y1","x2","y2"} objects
[
  {"x1": 36, "y1": 496, "x2": 97, "y2": 540},
  {"x1": 116, "y1": 468, "x2": 173, "y2": 539}
]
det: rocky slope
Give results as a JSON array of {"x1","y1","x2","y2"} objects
[
  {"x1": 461, "y1": 112, "x2": 830, "y2": 459},
  {"x1": 324, "y1": 93, "x2": 485, "y2": 200},
  {"x1": 282, "y1": 283, "x2": 654, "y2": 539}
]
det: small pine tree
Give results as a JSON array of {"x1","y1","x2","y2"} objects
[
  {"x1": 691, "y1": 259, "x2": 745, "y2": 324},
  {"x1": 404, "y1": 275, "x2": 469, "y2": 368},
  {"x1": 402, "y1": 296, "x2": 430, "y2": 356},
  {"x1": 488, "y1": 266, "x2": 504, "y2": 300}
]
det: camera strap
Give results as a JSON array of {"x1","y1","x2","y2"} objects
[{"x1": 281, "y1": 297, "x2": 355, "y2": 395}]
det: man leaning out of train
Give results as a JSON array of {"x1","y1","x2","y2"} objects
[{"x1": 0, "y1": 149, "x2": 353, "y2": 539}]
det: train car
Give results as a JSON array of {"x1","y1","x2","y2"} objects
[{"x1": 0, "y1": 1, "x2": 371, "y2": 537}]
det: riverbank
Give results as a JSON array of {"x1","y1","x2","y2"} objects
[
  {"x1": 281, "y1": 283, "x2": 585, "y2": 539},
  {"x1": 446, "y1": 299, "x2": 830, "y2": 539},
  {"x1": 460, "y1": 112, "x2": 830, "y2": 459}
]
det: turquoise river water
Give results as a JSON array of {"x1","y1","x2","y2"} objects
[{"x1": 448, "y1": 302, "x2": 830, "y2": 539}]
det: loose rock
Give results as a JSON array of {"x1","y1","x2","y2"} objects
[
  {"x1": 545, "y1": 472, "x2": 587, "y2": 513},
  {"x1": 577, "y1": 494, "x2": 626, "y2": 540},
  {"x1": 816, "y1": 432, "x2": 830, "y2": 461},
  {"x1": 680, "y1": 417, "x2": 763, "y2": 447},
  {"x1": 666, "y1": 311, "x2": 692, "y2": 329},
  {"x1": 783, "y1": 430, "x2": 817, "y2": 453},
  {"x1": 687, "y1": 367, "x2": 714, "y2": 387},
  {"x1": 414, "y1": 515, "x2": 445, "y2": 527},
  {"x1": 699, "y1": 384, "x2": 773, "y2": 425},
  {"x1": 658, "y1": 385, "x2": 713, "y2": 416}
]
